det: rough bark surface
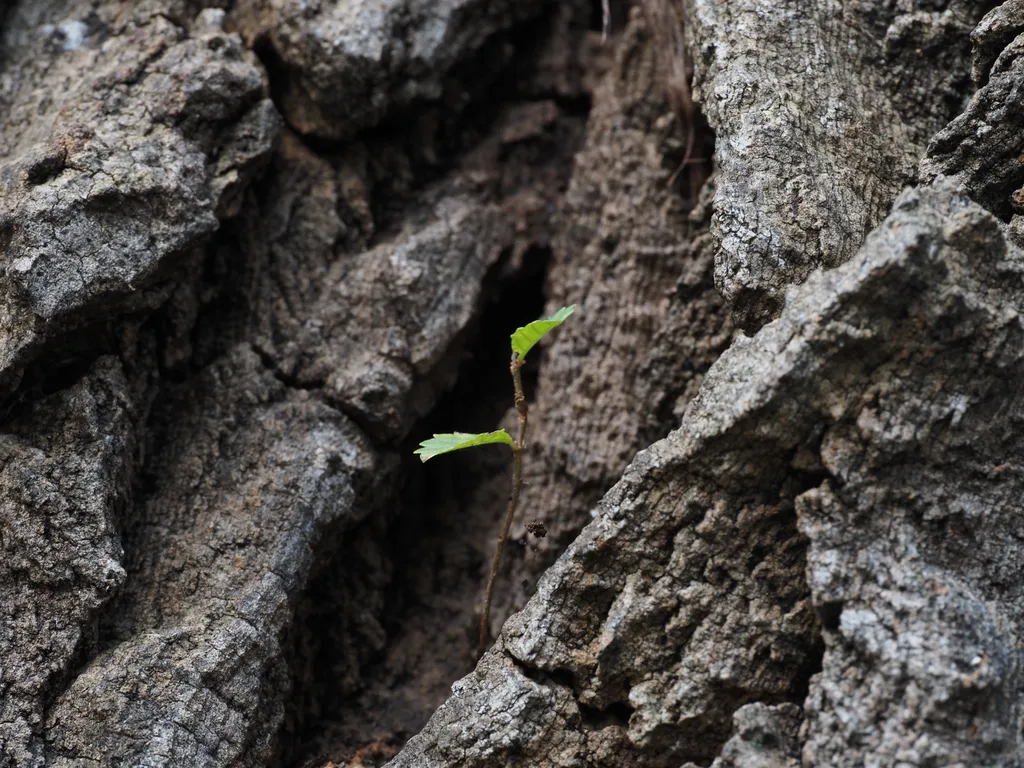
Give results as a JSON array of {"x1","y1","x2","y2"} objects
[
  {"x1": 0, "y1": 0, "x2": 588, "y2": 764},
  {"x1": 0, "y1": 359, "x2": 138, "y2": 767},
  {"x1": 388, "y1": 2, "x2": 1024, "y2": 767},
  {"x1": 922, "y1": 1, "x2": 1024, "y2": 219},
  {"x1": 231, "y1": 0, "x2": 550, "y2": 140},
  {"x1": 0, "y1": 3, "x2": 279, "y2": 395},
  {"x1": 389, "y1": 177, "x2": 1024, "y2": 768},
  {"x1": 688, "y1": 0, "x2": 988, "y2": 328},
  {"x1": 485, "y1": 6, "x2": 732, "y2": 646},
  {"x1": 2, "y1": 0, "x2": 1023, "y2": 767}
]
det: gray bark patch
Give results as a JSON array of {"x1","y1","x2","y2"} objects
[{"x1": 2, "y1": 0, "x2": 1023, "y2": 766}]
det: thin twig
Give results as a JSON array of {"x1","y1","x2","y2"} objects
[
  {"x1": 479, "y1": 355, "x2": 528, "y2": 654},
  {"x1": 601, "y1": 0, "x2": 611, "y2": 43}
]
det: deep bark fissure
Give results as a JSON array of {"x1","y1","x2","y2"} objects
[
  {"x1": 46, "y1": 5, "x2": 590, "y2": 756},
  {"x1": 7, "y1": 0, "x2": 1018, "y2": 765},
  {"x1": 277, "y1": 253, "x2": 550, "y2": 768}
]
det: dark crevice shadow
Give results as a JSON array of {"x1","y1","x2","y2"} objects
[{"x1": 276, "y1": 251, "x2": 550, "y2": 768}]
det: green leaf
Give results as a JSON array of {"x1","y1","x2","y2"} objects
[
  {"x1": 510, "y1": 305, "x2": 576, "y2": 360},
  {"x1": 414, "y1": 430, "x2": 515, "y2": 462}
]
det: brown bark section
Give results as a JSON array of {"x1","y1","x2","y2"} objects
[{"x1": 1, "y1": 1, "x2": 1022, "y2": 768}]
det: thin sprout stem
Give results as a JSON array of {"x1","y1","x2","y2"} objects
[{"x1": 479, "y1": 355, "x2": 528, "y2": 654}]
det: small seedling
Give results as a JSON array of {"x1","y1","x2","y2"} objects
[{"x1": 416, "y1": 305, "x2": 576, "y2": 654}]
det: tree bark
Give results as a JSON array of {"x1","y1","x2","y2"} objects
[{"x1": 1, "y1": 1, "x2": 1022, "y2": 767}]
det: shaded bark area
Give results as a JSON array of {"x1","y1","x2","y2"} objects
[
  {"x1": 388, "y1": 2, "x2": 1024, "y2": 768},
  {"x1": 1, "y1": 1, "x2": 648, "y2": 766},
  {"x1": 2, "y1": 1, "x2": 1023, "y2": 767},
  {"x1": 391, "y1": 178, "x2": 1024, "y2": 768},
  {"x1": 484, "y1": 5, "x2": 731, "y2": 654},
  {"x1": 281, "y1": 12, "x2": 727, "y2": 766},
  {"x1": 278, "y1": 259, "x2": 550, "y2": 767}
]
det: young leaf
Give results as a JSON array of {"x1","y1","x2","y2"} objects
[
  {"x1": 510, "y1": 304, "x2": 576, "y2": 360},
  {"x1": 414, "y1": 430, "x2": 515, "y2": 462}
]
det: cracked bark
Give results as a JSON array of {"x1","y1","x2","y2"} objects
[{"x1": 2, "y1": 1, "x2": 1023, "y2": 768}]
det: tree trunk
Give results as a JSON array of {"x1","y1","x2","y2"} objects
[{"x1": 1, "y1": 1, "x2": 1022, "y2": 767}]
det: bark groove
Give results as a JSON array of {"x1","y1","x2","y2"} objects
[{"x1": 1, "y1": 1, "x2": 1022, "y2": 767}]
